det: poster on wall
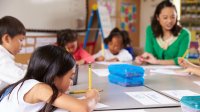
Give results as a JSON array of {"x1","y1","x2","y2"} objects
[
  {"x1": 120, "y1": 3, "x2": 137, "y2": 32},
  {"x1": 98, "y1": 5, "x2": 112, "y2": 38},
  {"x1": 97, "y1": 0, "x2": 116, "y2": 29},
  {"x1": 97, "y1": 0, "x2": 116, "y2": 16}
]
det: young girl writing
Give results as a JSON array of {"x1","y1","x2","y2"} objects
[
  {"x1": 57, "y1": 29, "x2": 94, "y2": 65},
  {"x1": 0, "y1": 45, "x2": 100, "y2": 112},
  {"x1": 93, "y1": 29, "x2": 132, "y2": 62}
]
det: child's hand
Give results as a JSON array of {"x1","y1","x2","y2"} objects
[
  {"x1": 85, "y1": 89, "x2": 100, "y2": 102},
  {"x1": 107, "y1": 58, "x2": 119, "y2": 62},
  {"x1": 178, "y1": 58, "x2": 192, "y2": 68},
  {"x1": 76, "y1": 60, "x2": 85, "y2": 65},
  {"x1": 95, "y1": 56, "x2": 105, "y2": 61},
  {"x1": 85, "y1": 89, "x2": 100, "y2": 111},
  {"x1": 135, "y1": 56, "x2": 145, "y2": 65}
]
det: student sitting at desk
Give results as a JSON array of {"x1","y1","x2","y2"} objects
[
  {"x1": 57, "y1": 29, "x2": 94, "y2": 65},
  {"x1": 93, "y1": 28, "x2": 132, "y2": 62},
  {"x1": 135, "y1": 0, "x2": 191, "y2": 65},
  {"x1": 178, "y1": 38, "x2": 200, "y2": 76},
  {"x1": 0, "y1": 16, "x2": 27, "y2": 90},
  {"x1": 0, "y1": 45, "x2": 100, "y2": 112}
]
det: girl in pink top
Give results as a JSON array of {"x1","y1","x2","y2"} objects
[{"x1": 57, "y1": 29, "x2": 94, "y2": 65}]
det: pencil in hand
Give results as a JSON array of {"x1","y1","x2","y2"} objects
[
  {"x1": 88, "y1": 63, "x2": 92, "y2": 90},
  {"x1": 182, "y1": 49, "x2": 189, "y2": 59},
  {"x1": 69, "y1": 89, "x2": 103, "y2": 94}
]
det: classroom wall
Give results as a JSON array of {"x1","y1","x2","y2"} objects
[
  {"x1": 17, "y1": 0, "x2": 182, "y2": 64},
  {"x1": 15, "y1": 32, "x2": 57, "y2": 64},
  {"x1": 0, "y1": 0, "x2": 86, "y2": 30},
  {"x1": 15, "y1": 32, "x2": 90, "y2": 64},
  {"x1": 139, "y1": 0, "x2": 162, "y2": 48}
]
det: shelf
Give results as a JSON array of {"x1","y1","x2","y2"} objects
[
  {"x1": 182, "y1": 10, "x2": 200, "y2": 14},
  {"x1": 182, "y1": 0, "x2": 199, "y2": 4}
]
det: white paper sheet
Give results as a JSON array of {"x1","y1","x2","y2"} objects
[
  {"x1": 35, "y1": 37, "x2": 56, "y2": 47},
  {"x1": 25, "y1": 46, "x2": 34, "y2": 53},
  {"x1": 95, "y1": 61, "x2": 129, "y2": 65},
  {"x1": 55, "y1": 103, "x2": 108, "y2": 112},
  {"x1": 125, "y1": 91, "x2": 177, "y2": 105},
  {"x1": 194, "y1": 81, "x2": 200, "y2": 86},
  {"x1": 92, "y1": 69, "x2": 109, "y2": 77},
  {"x1": 78, "y1": 96, "x2": 109, "y2": 109},
  {"x1": 150, "y1": 69, "x2": 189, "y2": 76},
  {"x1": 26, "y1": 38, "x2": 35, "y2": 44},
  {"x1": 142, "y1": 65, "x2": 182, "y2": 69},
  {"x1": 95, "y1": 110, "x2": 146, "y2": 112},
  {"x1": 95, "y1": 103, "x2": 109, "y2": 109},
  {"x1": 162, "y1": 90, "x2": 199, "y2": 100},
  {"x1": 19, "y1": 47, "x2": 26, "y2": 54}
]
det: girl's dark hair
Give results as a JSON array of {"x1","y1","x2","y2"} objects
[
  {"x1": 57, "y1": 29, "x2": 78, "y2": 47},
  {"x1": 0, "y1": 45, "x2": 76, "y2": 112},
  {"x1": 151, "y1": 0, "x2": 182, "y2": 38},
  {"x1": 104, "y1": 28, "x2": 123, "y2": 45},
  {"x1": 0, "y1": 16, "x2": 26, "y2": 44},
  {"x1": 121, "y1": 30, "x2": 131, "y2": 48}
]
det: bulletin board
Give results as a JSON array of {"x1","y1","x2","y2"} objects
[
  {"x1": 15, "y1": 34, "x2": 57, "y2": 64},
  {"x1": 117, "y1": 0, "x2": 140, "y2": 47},
  {"x1": 0, "y1": 0, "x2": 87, "y2": 31}
]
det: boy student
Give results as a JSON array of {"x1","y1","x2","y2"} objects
[{"x1": 0, "y1": 16, "x2": 26, "y2": 89}]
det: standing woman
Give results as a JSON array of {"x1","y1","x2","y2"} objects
[{"x1": 135, "y1": 0, "x2": 190, "y2": 65}]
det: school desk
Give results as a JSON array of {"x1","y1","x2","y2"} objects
[
  {"x1": 94, "y1": 107, "x2": 182, "y2": 112},
  {"x1": 144, "y1": 74, "x2": 200, "y2": 101},
  {"x1": 55, "y1": 63, "x2": 182, "y2": 112}
]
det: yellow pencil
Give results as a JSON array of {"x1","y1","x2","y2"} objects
[
  {"x1": 69, "y1": 89, "x2": 103, "y2": 94},
  {"x1": 182, "y1": 49, "x2": 189, "y2": 58},
  {"x1": 88, "y1": 63, "x2": 92, "y2": 90},
  {"x1": 101, "y1": 38, "x2": 105, "y2": 57},
  {"x1": 69, "y1": 90, "x2": 87, "y2": 94}
]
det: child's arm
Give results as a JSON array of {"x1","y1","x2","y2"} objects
[
  {"x1": 106, "y1": 58, "x2": 118, "y2": 62},
  {"x1": 76, "y1": 60, "x2": 85, "y2": 65},
  {"x1": 79, "y1": 48, "x2": 94, "y2": 63},
  {"x1": 182, "y1": 67, "x2": 200, "y2": 77},
  {"x1": 93, "y1": 50, "x2": 105, "y2": 61},
  {"x1": 25, "y1": 83, "x2": 100, "y2": 112},
  {"x1": 95, "y1": 56, "x2": 105, "y2": 61},
  {"x1": 178, "y1": 58, "x2": 200, "y2": 68}
]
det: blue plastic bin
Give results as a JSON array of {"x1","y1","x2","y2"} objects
[
  {"x1": 108, "y1": 74, "x2": 144, "y2": 87},
  {"x1": 180, "y1": 96, "x2": 200, "y2": 112},
  {"x1": 108, "y1": 64, "x2": 144, "y2": 78}
]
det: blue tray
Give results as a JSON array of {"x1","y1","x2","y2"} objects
[
  {"x1": 180, "y1": 96, "x2": 200, "y2": 112},
  {"x1": 108, "y1": 74, "x2": 144, "y2": 87},
  {"x1": 108, "y1": 64, "x2": 144, "y2": 78}
]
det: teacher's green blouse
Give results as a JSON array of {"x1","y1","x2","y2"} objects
[{"x1": 145, "y1": 25, "x2": 191, "y2": 65}]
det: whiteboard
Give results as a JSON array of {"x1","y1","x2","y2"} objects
[
  {"x1": 0, "y1": 0, "x2": 86, "y2": 31},
  {"x1": 98, "y1": 5, "x2": 112, "y2": 38}
]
